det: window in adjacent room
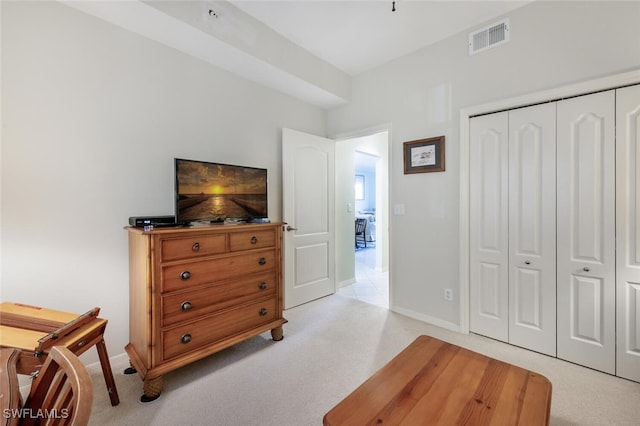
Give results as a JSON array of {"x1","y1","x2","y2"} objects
[{"x1": 355, "y1": 175, "x2": 365, "y2": 200}]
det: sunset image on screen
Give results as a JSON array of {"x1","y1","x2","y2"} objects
[{"x1": 176, "y1": 159, "x2": 268, "y2": 222}]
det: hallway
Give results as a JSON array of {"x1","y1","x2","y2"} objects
[{"x1": 338, "y1": 246, "x2": 388, "y2": 308}]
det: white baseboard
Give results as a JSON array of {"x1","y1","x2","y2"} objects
[
  {"x1": 337, "y1": 277, "x2": 356, "y2": 288},
  {"x1": 390, "y1": 305, "x2": 463, "y2": 334},
  {"x1": 85, "y1": 351, "x2": 130, "y2": 376}
]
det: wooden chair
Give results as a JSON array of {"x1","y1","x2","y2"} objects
[
  {"x1": 1, "y1": 348, "x2": 22, "y2": 426},
  {"x1": 1, "y1": 346, "x2": 94, "y2": 426},
  {"x1": 355, "y1": 218, "x2": 367, "y2": 248}
]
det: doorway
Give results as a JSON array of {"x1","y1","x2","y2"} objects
[{"x1": 335, "y1": 130, "x2": 389, "y2": 308}]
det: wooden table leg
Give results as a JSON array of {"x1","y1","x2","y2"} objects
[{"x1": 95, "y1": 339, "x2": 120, "y2": 406}]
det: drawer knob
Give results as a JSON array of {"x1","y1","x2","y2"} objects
[
  {"x1": 180, "y1": 271, "x2": 191, "y2": 280},
  {"x1": 192, "y1": 242, "x2": 200, "y2": 252},
  {"x1": 259, "y1": 308, "x2": 268, "y2": 316},
  {"x1": 259, "y1": 282, "x2": 267, "y2": 290},
  {"x1": 259, "y1": 257, "x2": 267, "y2": 265},
  {"x1": 583, "y1": 267, "x2": 590, "y2": 272},
  {"x1": 251, "y1": 236, "x2": 258, "y2": 244},
  {"x1": 181, "y1": 301, "x2": 193, "y2": 311},
  {"x1": 181, "y1": 334, "x2": 192, "y2": 344}
]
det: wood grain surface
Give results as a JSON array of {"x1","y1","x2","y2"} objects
[{"x1": 324, "y1": 335, "x2": 552, "y2": 425}]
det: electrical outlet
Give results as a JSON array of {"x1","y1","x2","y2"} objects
[{"x1": 443, "y1": 288, "x2": 453, "y2": 302}]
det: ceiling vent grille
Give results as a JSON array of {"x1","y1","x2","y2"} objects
[{"x1": 469, "y1": 18, "x2": 510, "y2": 55}]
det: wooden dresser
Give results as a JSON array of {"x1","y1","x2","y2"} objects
[{"x1": 125, "y1": 223, "x2": 286, "y2": 402}]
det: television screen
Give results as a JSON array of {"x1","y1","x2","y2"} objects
[{"x1": 175, "y1": 158, "x2": 268, "y2": 224}]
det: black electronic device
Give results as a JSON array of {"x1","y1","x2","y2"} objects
[{"x1": 129, "y1": 215, "x2": 177, "y2": 227}]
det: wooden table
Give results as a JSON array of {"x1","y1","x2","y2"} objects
[
  {"x1": 324, "y1": 335, "x2": 552, "y2": 425},
  {"x1": 0, "y1": 302, "x2": 120, "y2": 406}
]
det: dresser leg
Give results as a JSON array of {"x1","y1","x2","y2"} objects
[
  {"x1": 140, "y1": 375, "x2": 163, "y2": 403},
  {"x1": 271, "y1": 326, "x2": 284, "y2": 341},
  {"x1": 123, "y1": 359, "x2": 137, "y2": 375}
]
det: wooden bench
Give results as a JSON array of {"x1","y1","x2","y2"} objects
[{"x1": 324, "y1": 335, "x2": 552, "y2": 425}]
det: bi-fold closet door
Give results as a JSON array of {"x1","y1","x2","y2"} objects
[
  {"x1": 616, "y1": 84, "x2": 640, "y2": 383},
  {"x1": 556, "y1": 91, "x2": 616, "y2": 374},
  {"x1": 470, "y1": 85, "x2": 640, "y2": 381},
  {"x1": 469, "y1": 102, "x2": 557, "y2": 357}
]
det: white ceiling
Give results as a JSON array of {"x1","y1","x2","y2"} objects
[
  {"x1": 229, "y1": 0, "x2": 531, "y2": 76},
  {"x1": 64, "y1": 0, "x2": 532, "y2": 108}
]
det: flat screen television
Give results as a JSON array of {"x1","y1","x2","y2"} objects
[{"x1": 175, "y1": 158, "x2": 268, "y2": 224}]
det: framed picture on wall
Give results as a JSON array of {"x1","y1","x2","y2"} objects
[{"x1": 403, "y1": 136, "x2": 445, "y2": 174}]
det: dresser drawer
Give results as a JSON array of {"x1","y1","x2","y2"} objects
[
  {"x1": 161, "y1": 234, "x2": 227, "y2": 262},
  {"x1": 162, "y1": 297, "x2": 277, "y2": 360},
  {"x1": 161, "y1": 249, "x2": 276, "y2": 293},
  {"x1": 229, "y1": 229, "x2": 275, "y2": 252},
  {"x1": 161, "y1": 272, "x2": 276, "y2": 326}
]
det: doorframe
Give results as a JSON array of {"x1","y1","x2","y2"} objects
[
  {"x1": 459, "y1": 69, "x2": 640, "y2": 334},
  {"x1": 332, "y1": 123, "x2": 392, "y2": 306}
]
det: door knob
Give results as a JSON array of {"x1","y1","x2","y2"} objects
[{"x1": 286, "y1": 225, "x2": 298, "y2": 232}]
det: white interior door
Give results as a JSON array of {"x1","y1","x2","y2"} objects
[
  {"x1": 469, "y1": 111, "x2": 509, "y2": 342},
  {"x1": 282, "y1": 128, "x2": 335, "y2": 309},
  {"x1": 616, "y1": 83, "x2": 640, "y2": 382},
  {"x1": 557, "y1": 90, "x2": 616, "y2": 374},
  {"x1": 507, "y1": 103, "x2": 557, "y2": 356}
]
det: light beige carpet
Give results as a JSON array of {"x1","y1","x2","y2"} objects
[{"x1": 88, "y1": 294, "x2": 640, "y2": 425}]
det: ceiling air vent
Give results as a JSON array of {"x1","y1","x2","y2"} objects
[{"x1": 469, "y1": 18, "x2": 510, "y2": 55}]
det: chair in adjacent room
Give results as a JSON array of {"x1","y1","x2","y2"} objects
[
  {"x1": 4, "y1": 346, "x2": 94, "y2": 426},
  {"x1": 355, "y1": 218, "x2": 367, "y2": 249}
]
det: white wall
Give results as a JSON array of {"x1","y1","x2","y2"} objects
[
  {"x1": 1, "y1": 1, "x2": 325, "y2": 362},
  {"x1": 327, "y1": 1, "x2": 640, "y2": 329}
]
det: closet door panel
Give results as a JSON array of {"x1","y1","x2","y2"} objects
[
  {"x1": 508, "y1": 103, "x2": 556, "y2": 356},
  {"x1": 616, "y1": 83, "x2": 640, "y2": 382},
  {"x1": 470, "y1": 112, "x2": 509, "y2": 342},
  {"x1": 557, "y1": 90, "x2": 615, "y2": 374}
]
